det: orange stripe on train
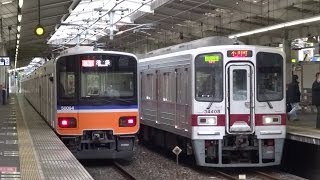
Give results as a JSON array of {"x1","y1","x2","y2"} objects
[{"x1": 56, "y1": 112, "x2": 139, "y2": 135}]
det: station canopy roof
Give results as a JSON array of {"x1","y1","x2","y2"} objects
[{"x1": 48, "y1": 0, "x2": 153, "y2": 45}]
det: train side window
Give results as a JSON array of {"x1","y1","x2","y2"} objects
[
  {"x1": 149, "y1": 73, "x2": 154, "y2": 100},
  {"x1": 144, "y1": 73, "x2": 154, "y2": 100},
  {"x1": 182, "y1": 68, "x2": 189, "y2": 104},
  {"x1": 140, "y1": 72, "x2": 144, "y2": 99},
  {"x1": 162, "y1": 72, "x2": 171, "y2": 102},
  {"x1": 256, "y1": 52, "x2": 283, "y2": 102}
]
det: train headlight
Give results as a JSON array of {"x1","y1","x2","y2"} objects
[
  {"x1": 262, "y1": 115, "x2": 281, "y2": 125},
  {"x1": 197, "y1": 116, "x2": 217, "y2": 126}
]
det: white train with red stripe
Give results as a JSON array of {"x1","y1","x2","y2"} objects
[{"x1": 138, "y1": 37, "x2": 286, "y2": 167}]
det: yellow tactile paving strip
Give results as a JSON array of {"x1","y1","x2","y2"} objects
[{"x1": 15, "y1": 96, "x2": 44, "y2": 180}]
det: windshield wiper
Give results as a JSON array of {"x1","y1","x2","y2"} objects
[
  {"x1": 266, "y1": 101, "x2": 273, "y2": 109},
  {"x1": 261, "y1": 93, "x2": 273, "y2": 109},
  {"x1": 207, "y1": 102, "x2": 213, "y2": 109},
  {"x1": 115, "y1": 98, "x2": 134, "y2": 104},
  {"x1": 100, "y1": 99, "x2": 114, "y2": 104}
]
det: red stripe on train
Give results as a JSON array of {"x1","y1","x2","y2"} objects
[{"x1": 191, "y1": 114, "x2": 287, "y2": 126}]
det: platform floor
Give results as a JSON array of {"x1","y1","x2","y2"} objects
[
  {"x1": 287, "y1": 113, "x2": 320, "y2": 145},
  {"x1": 0, "y1": 95, "x2": 93, "y2": 179}
]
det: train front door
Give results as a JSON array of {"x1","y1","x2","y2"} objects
[{"x1": 226, "y1": 63, "x2": 254, "y2": 134}]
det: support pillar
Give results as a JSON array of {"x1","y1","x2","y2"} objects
[{"x1": 283, "y1": 30, "x2": 292, "y2": 84}]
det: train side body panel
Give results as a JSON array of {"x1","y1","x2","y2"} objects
[
  {"x1": 139, "y1": 39, "x2": 286, "y2": 167},
  {"x1": 139, "y1": 54, "x2": 193, "y2": 138}
]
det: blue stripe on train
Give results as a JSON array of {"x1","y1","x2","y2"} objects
[{"x1": 57, "y1": 105, "x2": 138, "y2": 110}]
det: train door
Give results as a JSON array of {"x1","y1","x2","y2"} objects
[
  {"x1": 39, "y1": 78, "x2": 42, "y2": 115},
  {"x1": 157, "y1": 69, "x2": 175, "y2": 126},
  {"x1": 140, "y1": 71, "x2": 157, "y2": 124},
  {"x1": 50, "y1": 73, "x2": 55, "y2": 128},
  {"x1": 226, "y1": 63, "x2": 254, "y2": 134},
  {"x1": 156, "y1": 70, "x2": 160, "y2": 124},
  {"x1": 45, "y1": 75, "x2": 49, "y2": 121},
  {"x1": 176, "y1": 67, "x2": 190, "y2": 131}
]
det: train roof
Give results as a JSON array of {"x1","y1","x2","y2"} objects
[
  {"x1": 57, "y1": 46, "x2": 137, "y2": 59},
  {"x1": 138, "y1": 36, "x2": 244, "y2": 59},
  {"x1": 139, "y1": 44, "x2": 283, "y2": 62}
]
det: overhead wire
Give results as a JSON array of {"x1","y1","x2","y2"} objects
[
  {"x1": 119, "y1": 0, "x2": 265, "y2": 47},
  {"x1": 113, "y1": 0, "x2": 211, "y2": 46},
  {"x1": 63, "y1": 0, "x2": 126, "y2": 44},
  {"x1": 81, "y1": 0, "x2": 153, "y2": 44},
  {"x1": 70, "y1": 0, "x2": 263, "y2": 48}
]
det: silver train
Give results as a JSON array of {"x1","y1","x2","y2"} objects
[{"x1": 138, "y1": 37, "x2": 286, "y2": 167}]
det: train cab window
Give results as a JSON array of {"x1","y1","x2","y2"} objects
[
  {"x1": 195, "y1": 53, "x2": 223, "y2": 102},
  {"x1": 79, "y1": 54, "x2": 137, "y2": 105},
  {"x1": 57, "y1": 56, "x2": 77, "y2": 100},
  {"x1": 256, "y1": 52, "x2": 283, "y2": 102}
]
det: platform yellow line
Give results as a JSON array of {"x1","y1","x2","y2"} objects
[{"x1": 15, "y1": 96, "x2": 44, "y2": 180}]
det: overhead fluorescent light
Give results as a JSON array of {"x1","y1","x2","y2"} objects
[
  {"x1": 49, "y1": 0, "x2": 153, "y2": 44},
  {"x1": 17, "y1": 25, "x2": 21, "y2": 32},
  {"x1": 18, "y1": 0, "x2": 23, "y2": 8},
  {"x1": 229, "y1": 14, "x2": 320, "y2": 39},
  {"x1": 2, "y1": 0, "x2": 13, "y2": 5},
  {"x1": 17, "y1": 34, "x2": 20, "y2": 39},
  {"x1": 18, "y1": 14, "x2": 22, "y2": 22}
]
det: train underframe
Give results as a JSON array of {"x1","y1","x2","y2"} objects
[
  {"x1": 193, "y1": 135, "x2": 284, "y2": 167},
  {"x1": 60, "y1": 130, "x2": 136, "y2": 160},
  {"x1": 139, "y1": 124, "x2": 284, "y2": 167}
]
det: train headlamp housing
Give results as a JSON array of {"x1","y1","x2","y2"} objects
[
  {"x1": 197, "y1": 116, "x2": 217, "y2": 126},
  {"x1": 119, "y1": 116, "x2": 137, "y2": 127},
  {"x1": 262, "y1": 115, "x2": 281, "y2": 125},
  {"x1": 58, "y1": 117, "x2": 77, "y2": 128}
]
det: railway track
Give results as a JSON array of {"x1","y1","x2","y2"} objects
[
  {"x1": 253, "y1": 170, "x2": 281, "y2": 180},
  {"x1": 214, "y1": 170, "x2": 239, "y2": 180},
  {"x1": 113, "y1": 161, "x2": 137, "y2": 180},
  {"x1": 84, "y1": 144, "x2": 305, "y2": 180},
  {"x1": 214, "y1": 169, "x2": 282, "y2": 180}
]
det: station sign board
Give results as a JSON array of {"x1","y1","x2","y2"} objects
[{"x1": 0, "y1": 56, "x2": 10, "y2": 66}]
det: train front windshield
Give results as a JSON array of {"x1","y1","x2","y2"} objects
[
  {"x1": 193, "y1": 51, "x2": 283, "y2": 103},
  {"x1": 57, "y1": 54, "x2": 137, "y2": 106},
  {"x1": 195, "y1": 53, "x2": 223, "y2": 102}
]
